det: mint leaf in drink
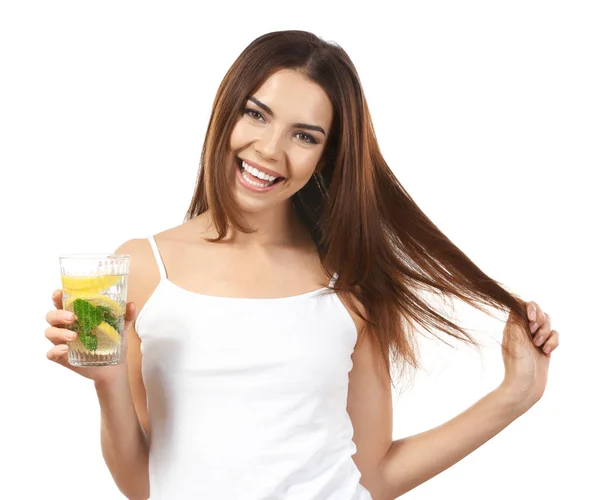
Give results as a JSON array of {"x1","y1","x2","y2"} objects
[
  {"x1": 79, "y1": 329, "x2": 98, "y2": 351},
  {"x1": 73, "y1": 299, "x2": 104, "y2": 331},
  {"x1": 97, "y1": 305, "x2": 111, "y2": 315},
  {"x1": 72, "y1": 299, "x2": 104, "y2": 351},
  {"x1": 97, "y1": 305, "x2": 119, "y2": 331}
]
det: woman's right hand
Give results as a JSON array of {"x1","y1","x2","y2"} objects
[{"x1": 45, "y1": 289, "x2": 137, "y2": 385}]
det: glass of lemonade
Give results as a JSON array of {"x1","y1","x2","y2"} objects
[{"x1": 59, "y1": 254, "x2": 130, "y2": 367}]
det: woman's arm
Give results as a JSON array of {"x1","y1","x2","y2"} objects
[
  {"x1": 95, "y1": 238, "x2": 156, "y2": 500},
  {"x1": 347, "y1": 326, "x2": 532, "y2": 499},
  {"x1": 95, "y1": 363, "x2": 150, "y2": 500},
  {"x1": 348, "y1": 300, "x2": 555, "y2": 499},
  {"x1": 377, "y1": 384, "x2": 529, "y2": 498}
]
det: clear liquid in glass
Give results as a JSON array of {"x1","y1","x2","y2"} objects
[{"x1": 61, "y1": 271, "x2": 128, "y2": 367}]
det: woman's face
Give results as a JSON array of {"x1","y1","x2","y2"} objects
[{"x1": 229, "y1": 69, "x2": 334, "y2": 213}]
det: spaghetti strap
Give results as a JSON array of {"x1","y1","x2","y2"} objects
[
  {"x1": 328, "y1": 272, "x2": 339, "y2": 288},
  {"x1": 148, "y1": 236, "x2": 167, "y2": 279}
]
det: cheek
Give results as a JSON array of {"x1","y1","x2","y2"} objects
[
  {"x1": 289, "y1": 154, "x2": 321, "y2": 181},
  {"x1": 229, "y1": 121, "x2": 247, "y2": 151}
]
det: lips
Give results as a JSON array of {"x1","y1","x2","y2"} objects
[
  {"x1": 235, "y1": 161, "x2": 283, "y2": 193},
  {"x1": 237, "y1": 157, "x2": 285, "y2": 180}
]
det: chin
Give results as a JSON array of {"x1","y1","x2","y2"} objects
[{"x1": 233, "y1": 191, "x2": 287, "y2": 215}]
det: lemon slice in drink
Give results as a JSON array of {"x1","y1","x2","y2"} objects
[
  {"x1": 65, "y1": 294, "x2": 124, "y2": 316},
  {"x1": 93, "y1": 322, "x2": 120, "y2": 343},
  {"x1": 62, "y1": 275, "x2": 120, "y2": 295}
]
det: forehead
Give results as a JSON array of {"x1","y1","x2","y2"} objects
[{"x1": 252, "y1": 69, "x2": 333, "y2": 130}]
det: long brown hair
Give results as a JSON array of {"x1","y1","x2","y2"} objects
[{"x1": 185, "y1": 30, "x2": 530, "y2": 387}]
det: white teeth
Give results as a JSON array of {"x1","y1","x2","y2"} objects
[
  {"x1": 241, "y1": 160, "x2": 277, "y2": 182},
  {"x1": 241, "y1": 170, "x2": 271, "y2": 187}
]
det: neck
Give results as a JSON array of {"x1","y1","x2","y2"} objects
[{"x1": 204, "y1": 202, "x2": 312, "y2": 249}]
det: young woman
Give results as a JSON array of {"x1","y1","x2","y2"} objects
[{"x1": 44, "y1": 30, "x2": 560, "y2": 500}]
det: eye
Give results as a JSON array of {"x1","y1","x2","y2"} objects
[
  {"x1": 243, "y1": 108, "x2": 265, "y2": 122},
  {"x1": 295, "y1": 132, "x2": 317, "y2": 144}
]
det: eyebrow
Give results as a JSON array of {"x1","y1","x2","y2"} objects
[{"x1": 247, "y1": 96, "x2": 327, "y2": 137}]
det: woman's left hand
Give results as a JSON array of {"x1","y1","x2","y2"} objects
[{"x1": 500, "y1": 301, "x2": 560, "y2": 408}]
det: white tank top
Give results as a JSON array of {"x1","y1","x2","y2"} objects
[{"x1": 134, "y1": 236, "x2": 373, "y2": 499}]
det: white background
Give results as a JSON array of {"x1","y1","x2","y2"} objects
[{"x1": 1, "y1": 1, "x2": 598, "y2": 498}]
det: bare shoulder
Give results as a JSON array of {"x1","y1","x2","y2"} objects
[
  {"x1": 151, "y1": 214, "x2": 213, "y2": 255},
  {"x1": 112, "y1": 219, "x2": 200, "y2": 306},
  {"x1": 114, "y1": 238, "x2": 161, "y2": 311}
]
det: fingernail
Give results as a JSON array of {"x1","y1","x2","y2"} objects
[
  {"x1": 530, "y1": 309, "x2": 536, "y2": 322},
  {"x1": 543, "y1": 344, "x2": 551, "y2": 354},
  {"x1": 530, "y1": 322, "x2": 538, "y2": 333},
  {"x1": 67, "y1": 332, "x2": 77, "y2": 341},
  {"x1": 535, "y1": 335, "x2": 544, "y2": 346},
  {"x1": 59, "y1": 345, "x2": 69, "y2": 352}
]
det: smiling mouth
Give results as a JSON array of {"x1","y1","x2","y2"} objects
[{"x1": 235, "y1": 157, "x2": 285, "y2": 187}]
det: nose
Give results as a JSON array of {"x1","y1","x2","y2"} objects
[{"x1": 253, "y1": 126, "x2": 283, "y2": 162}]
